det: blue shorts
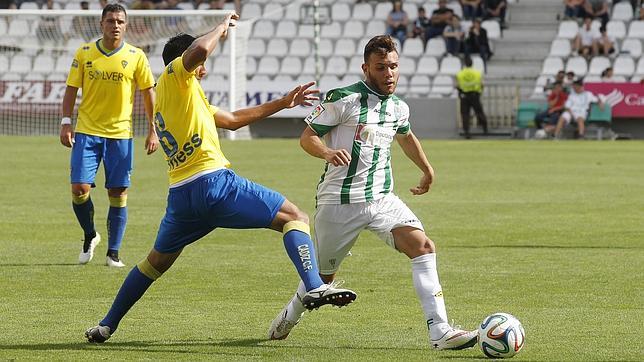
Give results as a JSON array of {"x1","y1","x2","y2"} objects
[
  {"x1": 70, "y1": 133, "x2": 133, "y2": 188},
  {"x1": 153, "y1": 169, "x2": 286, "y2": 253}
]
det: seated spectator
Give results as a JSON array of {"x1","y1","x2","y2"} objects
[
  {"x1": 600, "y1": 67, "x2": 614, "y2": 81},
  {"x1": 72, "y1": 1, "x2": 101, "y2": 41},
  {"x1": 482, "y1": 0, "x2": 507, "y2": 28},
  {"x1": 386, "y1": 0, "x2": 409, "y2": 45},
  {"x1": 427, "y1": 0, "x2": 454, "y2": 40},
  {"x1": 0, "y1": 0, "x2": 17, "y2": 9},
  {"x1": 564, "y1": 71, "x2": 576, "y2": 92},
  {"x1": 545, "y1": 70, "x2": 566, "y2": 91},
  {"x1": 583, "y1": 0, "x2": 609, "y2": 26},
  {"x1": 554, "y1": 78, "x2": 603, "y2": 138},
  {"x1": 36, "y1": 0, "x2": 62, "y2": 44},
  {"x1": 596, "y1": 25, "x2": 615, "y2": 56},
  {"x1": 207, "y1": 0, "x2": 241, "y2": 14},
  {"x1": 536, "y1": 81, "x2": 568, "y2": 134},
  {"x1": 640, "y1": 3, "x2": 644, "y2": 20},
  {"x1": 573, "y1": 17, "x2": 599, "y2": 58},
  {"x1": 411, "y1": 7, "x2": 431, "y2": 43},
  {"x1": 444, "y1": 15, "x2": 465, "y2": 56},
  {"x1": 465, "y1": 18, "x2": 492, "y2": 62},
  {"x1": 564, "y1": 0, "x2": 585, "y2": 19},
  {"x1": 461, "y1": 0, "x2": 482, "y2": 20}
]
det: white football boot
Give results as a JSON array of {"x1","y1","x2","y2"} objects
[
  {"x1": 301, "y1": 280, "x2": 357, "y2": 310},
  {"x1": 268, "y1": 304, "x2": 302, "y2": 340},
  {"x1": 105, "y1": 255, "x2": 125, "y2": 268},
  {"x1": 431, "y1": 326, "x2": 478, "y2": 350},
  {"x1": 78, "y1": 232, "x2": 101, "y2": 264},
  {"x1": 85, "y1": 325, "x2": 111, "y2": 343}
]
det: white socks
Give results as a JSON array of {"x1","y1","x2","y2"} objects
[
  {"x1": 411, "y1": 253, "x2": 450, "y2": 340},
  {"x1": 285, "y1": 281, "x2": 307, "y2": 322}
]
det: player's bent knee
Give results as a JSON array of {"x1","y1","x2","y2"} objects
[
  {"x1": 283, "y1": 220, "x2": 311, "y2": 236},
  {"x1": 71, "y1": 191, "x2": 90, "y2": 205},
  {"x1": 137, "y1": 258, "x2": 163, "y2": 280}
]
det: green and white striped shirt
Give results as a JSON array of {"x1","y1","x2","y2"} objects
[{"x1": 305, "y1": 81, "x2": 411, "y2": 205}]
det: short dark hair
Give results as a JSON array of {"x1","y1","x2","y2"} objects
[
  {"x1": 573, "y1": 78, "x2": 583, "y2": 85},
  {"x1": 163, "y1": 33, "x2": 196, "y2": 66},
  {"x1": 101, "y1": 4, "x2": 127, "y2": 20},
  {"x1": 363, "y1": 35, "x2": 398, "y2": 63},
  {"x1": 464, "y1": 55, "x2": 473, "y2": 67},
  {"x1": 553, "y1": 81, "x2": 563, "y2": 87}
]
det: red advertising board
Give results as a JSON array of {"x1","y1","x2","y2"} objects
[{"x1": 584, "y1": 83, "x2": 644, "y2": 119}]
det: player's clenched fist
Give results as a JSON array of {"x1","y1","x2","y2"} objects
[
  {"x1": 60, "y1": 124, "x2": 74, "y2": 148},
  {"x1": 324, "y1": 149, "x2": 351, "y2": 167}
]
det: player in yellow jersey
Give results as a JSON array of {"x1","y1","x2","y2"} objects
[
  {"x1": 85, "y1": 13, "x2": 356, "y2": 343},
  {"x1": 59, "y1": 4, "x2": 159, "y2": 268}
]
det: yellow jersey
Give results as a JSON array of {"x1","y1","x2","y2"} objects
[
  {"x1": 456, "y1": 67, "x2": 483, "y2": 93},
  {"x1": 66, "y1": 39, "x2": 155, "y2": 139},
  {"x1": 154, "y1": 56, "x2": 231, "y2": 186}
]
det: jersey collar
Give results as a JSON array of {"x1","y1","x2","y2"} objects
[
  {"x1": 96, "y1": 39, "x2": 125, "y2": 57},
  {"x1": 360, "y1": 80, "x2": 392, "y2": 100}
]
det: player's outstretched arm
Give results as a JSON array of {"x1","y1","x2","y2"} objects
[
  {"x1": 60, "y1": 86, "x2": 79, "y2": 148},
  {"x1": 182, "y1": 13, "x2": 238, "y2": 73},
  {"x1": 395, "y1": 131, "x2": 434, "y2": 195},
  {"x1": 300, "y1": 126, "x2": 351, "y2": 166},
  {"x1": 141, "y1": 87, "x2": 159, "y2": 155},
  {"x1": 214, "y1": 82, "x2": 319, "y2": 131}
]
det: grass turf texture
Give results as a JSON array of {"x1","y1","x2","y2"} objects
[{"x1": 0, "y1": 136, "x2": 642, "y2": 361}]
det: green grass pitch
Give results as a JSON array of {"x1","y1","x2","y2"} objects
[{"x1": 0, "y1": 136, "x2": 642, "y2": 361}]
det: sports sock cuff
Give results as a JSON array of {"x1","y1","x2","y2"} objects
[
  {"x1": 137, "y1": 259, "x2": 162, "y2": 280},
  {"x1": 72, "y1": 192, "x2": 90, "y2": 205},
  {"x1": 283, "y1": 220, "x2": 310, "y2": 236},
  {"x1": 411, "y1": 253, "x2": 436, "y2": 265},
  {"x1": 109, "y1": 195, "x2": 127, "y2": 208}
]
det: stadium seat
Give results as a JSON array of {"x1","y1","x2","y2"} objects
[
  {"x1": 289, "y1": 38, "x2": 311, "y2": 57},
  {"x1": 54, "y1": 53, "x2": 74, "y2": 73},
  {"x1": 430, "y1": 75, "x2": 454, "y2": 96},
  {"x1": 46, "y1": 73, "x2": 66, "y2": 81},
  {"x1": 263, "y1": 3, "x2": 284, "y2": 20},
  {"x1": 211, "y1": 56, "x2": 230, "y2": 75},
  {"x1": 302, "y1": 57, "x2": 325, "y2": 75},
  {"x1": 408, "y1": 75, "x2": 431, "y2": 96},
  {"x1": 335, "y1": 39, "x2": 356, "y2": 57},
  {"x1": 365, "y1": 20, "x2": 386, "y2": 37},
  {"x1": 279, "y1": 57, "x2": 303, "y2": 77},
  {"x1": 557, "y1": 21, "x2": 579, "y2": 39},
  {"x1": 402, "y1": 3, "x2": 418, "y2": 20},
  {"x1": 586, "y1": 104, "x2": 612, "y2": 139},
  {"x1": 399, "y1": 56, "x2": 417, "y2": 76},
  {"x1": 318, "y1": 39, "x2": 334, "y2": 57},
  {"x1": 321, "y1": 22, "x2": 342, "y2": 39},
  {"x1": 201, "y1": 75, "x2": 227, "y2": 92},
  {"x1": 402, "y1": 37, "x2": 424, "y2": 58},
  {"x1": 611, "y1": 2, "x2": 633, "y2": 21},
  {"x1": 326, "y1": 57, "x2": 348, "y2": 76},
  {"x1": 515, "y1": 101, "x2": 544, "y2": 130},
  {"x1": 0, "y1": 54, "x2": 8, "y2": 73},
  {"x1": 246, "y1": 38, "x2": 266, "y2": 58},
  {"x1": 241, "y1": 3, "x2": 262, "y2": 19},
  {"x1": 256, "y1": 56, "x2": 280, "y2": 75},
  {"x1": 628, "y1": 21, "x2": 644, "y2": 39},
  {"x1": 582, "y1": 74, "x2": 602, "y2": 83},
  {"x1": 636, "y1": 57, "x2": 644, "y2": 75},
  {"x1": 266, "y1": 38, "x2": 289, "y2": 57},
  {"x1": 8, "y1": 19, "x2": 30, "y2": 37},
  {"x1": 374, "y1": 2, "x2": 390, "y2": 20},
  {"x1": 24, "y1": 73, "x2": 45, "y2": 81},
  {"x1": 565, "y1": 56, "x2": 587, "y2": 76},
  {"x1": 621, "y1": 38, "x2": 642, "y2": 58},
  {"x1": 416, "y1": 56, "x2": 439, "y2": 76},
  {"x1": 348, "y1": 55, "x2": 364, "y2": 75},
  {"x1": 246, "y1": 57, "x2": 258, "y2": 75},
  {"x1": 588, "y1": 56, "x2": 611, "y2": 75},
  {"x1": 481, "y1": 20, "x2": 501, "y2": 39},
  {"x1": 613, "y1": 55, "x2": 635, "y2": 77},
  {"x1": 298, "y1": 24, "x2": 314, "y2": 38},
  {"x1": 149, "y1": 56, "x2": 165, "y2": 75},
  {"x1": 250, "y1": 75, "x2": 271, "y2": 82},
  {"x1": 439, "y1": 56, "x2": 462, "y2": 75},
  {"x1": 9, "y1": 54, "x2": 31, "y2": 73},
  {"x1": 177, "y1": 2, "x2": 194, "y2": 10},
  {"x1": 252, "y1": 20, "x2": 275, "y2": 39},
  {"x1": 631, "y1": 75, "x2": 642, "y2": 82},
  {"x1": 447, "y1": 1, "x2": 463, "y2": 18},
  {"x1": 541, "y1": 57, "x2": 564, "y2": 76},
  {"x1": 396, "y1": 75, "x2": 409, "y2": 95},
  {"x1": 19, "y1": 1, "x2": 39, "y2": 9},
  {"x1": 606, "y1": 20, "x2": 626, "y2": 39},
  {"x1": 1, "y1": 73, "x2": 22, "y2": 81},
  {"x1": 0, "y1": 19, "x2": 6, "y2": 35},
  {"x1": 275, "y1": 20, "x2": 298, "y2": 38},
  {"x1": 331, "y1": 3, "x2": 352, "y2": 22},
  {"x1": 32, "y1": 54, "x2": 55, "y2": 74},
  {"x1": 343, "y1": 74, "x2": 362, "y2": 84},
  {"x1": 352, "y1": 2, "x2": 374, "y2": 21},
  {"x1": 284, "y1": 4, "x2": 300, "y2": 21},
  {"x1": 549, "y1": 38, "x2": 572, "y2": 57},
  {"x1": 425, "y1": 37, "x2": 447, "y2": 57},
  {"x1": 343, "y1": 20, "x2": 365, "y2": 39},
  {"x1": 319, "y1": 75, "x2": 344, "y2": 92},
  {"x1": 471, "y1": 55, "x2": 485, "y2": 73}
]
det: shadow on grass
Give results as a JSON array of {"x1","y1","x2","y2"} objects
[
  {"x1": 0, "y1": 263, "x2": 79, "y2": 267},
  {"x1": 448, "y1": 245, "x2": 641, "y2": 250}
]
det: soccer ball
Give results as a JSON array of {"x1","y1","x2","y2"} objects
[
  {"x1": 534, "y1": 129, "x2": 548, "y2": 139},
  {"x1": 478, "y1": 312, "x2": 525, "y2": 359}
]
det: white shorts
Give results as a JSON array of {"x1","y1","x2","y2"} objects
[
  {"x1": 561, "y1": 110, "x2": 586, "y2": 124},
  {"x1": 314, "y1": 193, "x2": 424, "y2": 274}
]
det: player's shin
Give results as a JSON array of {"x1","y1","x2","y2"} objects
[
  {"x1": 411, "y1": 253, "x2": 450, "y2": 339},
  {"x1": 99, "y1": 258, "x2": 161, "y2": 333},
  {"x1": 107, "y1": 195, "x2": 127, "y2": 253},
  {"x1": 282, "y1": 221, "x2": 324, "y2": 291},
  {"x1": 72, "y1": 192, "x2": 96, "y2": 240}
]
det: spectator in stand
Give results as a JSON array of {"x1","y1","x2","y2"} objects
[
  {"x1": 207, "y1": 0, "x2": 241, "y2": 14},
  {"x1": 427, "y1": 0, "x2": 454, "y2": 40},
  {"x1": 583, "y1": 0, "x2": 609, "y2": 26},
  {"x1": 411, "y1": 7, "x2": 431, "y2": 43},
  {"x1": 386, "y1": 0, "x2": 409, "y2": 46},
  {"x1": 72, "y1": 1, "x2": 102, "y2": 42},
  {"x1": 564, "y1": 0, "x2": 585, "y2": 19},
  {"x1": 36, "y1": 0, "x2": 63, "y2": 45},
  {"x1": 466, "y1": 18, "x2": 492, "y2": 62},
  {"x1": 461, "y1": 0, "x2": 482, "y2": 20},
  {"x1": 601, "y1": 67, "x2": 615, "y2": 81},
  {"x1": 482, "y1": 0, "x2": 507, "y2": 28},
  {"x1": 554, "y1": 78, "x2": 603, "y2": 138},
  {"x1": 573, "y1": 17, "x2": 599, "y2": 59},
  {"x1": 535, "y1": 81, "x2": 568, "y2": 134},
  {"x1": 545, "y1": 70, "x2": 566, "y2": 92},
  {"x1": 597, "y1": 25, "x2": 615, "y2": 56},
  {"x1": 564, "y1": 71, "x2": 576, "y2": 92},
  {"x1": 444, "y1": 15, "x2": 465, "y2": 56},
  {"x1": 0, "y1": 0, "x2": 16, "y2": 9}
]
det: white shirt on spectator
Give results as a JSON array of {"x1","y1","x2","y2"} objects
[
  {"x1": 579, "y1": 27, "x2": 600, "y2": 46},
  {"x1": 565, "y1": 90, "x2": 598, "y2": 117}
]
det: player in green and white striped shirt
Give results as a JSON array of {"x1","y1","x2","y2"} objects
[{"x1": 268, "y1": 35, "x2": 478, "y2": 350}]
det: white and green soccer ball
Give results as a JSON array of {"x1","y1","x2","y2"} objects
[{"x1": 478, "y1": 312, "x2": 525, "y2": 359}]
